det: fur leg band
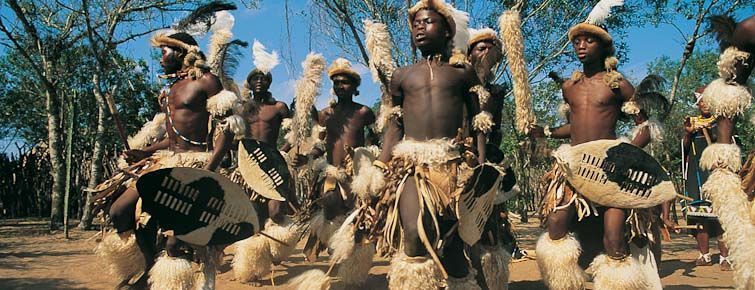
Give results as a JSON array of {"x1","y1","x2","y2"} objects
[
  {"x1": 94, "y1": 230, "x2": 146, "y2": 284},
  {"x1": 446, "y1": 268, "x2": 482, "y2": 290},
  {"x1": 699, "y1": 143, "x2": 741, "y2": 172},
  {"x1": 149, "y1": 254, "x2": 195, "y2": 290},
  {"x1": 701, "y1": 78, "x2": 752, "y2": 119},
  {"x1": 473, "y1": 111, "x2": 495, "y2": 134},
  {"x1": 480, "y1": 245, "x2": 511, "y2": 290},
  {"x1": 589, "y1": 254, "x2": 651, "y2": 290},
  {"x1": 388, "y1": 253, "x2": 441, "y2": 290},
  {"x1": 703, "y1": 169, "x2": 755, "y2": 289},
  {"x1": 264, "y1": 217, "x2": 304, "y2": 263},
  {"x1": 288, "y1": 269, "x2": 331, "y2": 290},
  {"x1": 232, "y1": 235, "x2": 272, "y2": 283},
  {"x1": 535, "y1": 233, "x2": 586, "y2": 290}
]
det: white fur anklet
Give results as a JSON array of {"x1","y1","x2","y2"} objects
[
  {"x1": 535, "y1": 233, "x2": 585, "y2": 290},
  {"x1": 264, "y1": 217, "x2": 304, "y2": 263},
  {"x1": 480, "y1": 244, "x2": 511, "y2": 290},
  {"x1": 288, "y1": 269, "x2": 331, "y2": 290},
  {"x1": 388, "y1": 253, "x2": 441, "y2": 290},
  {"x1": 94, "y1": 230, "x2": 146, "y2": 284},
  {"x1": 149, "y1": 254, "x2": 194, "y2": 290},
  {"x1": 232, "y1": 235, "x2": 272, "y2": 283},
  {"x1": 446, "y1": 268, "x2": 482, "y2": 290},
  {"x1": 590, "y1": 254, "x2": 650, "y2": 290}
]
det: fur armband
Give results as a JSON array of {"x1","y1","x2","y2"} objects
[
  {"x1": 312, "y1": 124, "x2": 326, "y2": 136},
  {"x1": 375, "y1": 105, "x2": 403, "y2": 133},
  {"x1": 603, "y1": 56, "x2": 623, "y2": 89},
  {"x1": 470, "y1": 85, "x2": 491, "y2": 108},
  {"x1": 351, "y1": 160, "x2": 386, "y2": 200},
  {"x1": 629, "y1": 119, "x2": 663, "y2": 143},
  {"x1": 557, "y1": 102, "x2": 570, "y2": 121},
  {"x1": 621, "y1": 100, "x2": 641, "y2": 115},
  {"x1": 473, "y1": 111, "x2": 495, "y2": 134},
  {"x1": 700, "y1": 143, "x2": 742, "y2": 172},
  {"x1": 312, "y1": 138, "x2": 326, "y2": 152},
  {"x1": 718, "y1": 47, "x2": 751, "y2": 81},
  {"x1": 128, "y1": 113, "x2": 167, "y2": 150},
  {"x1": 207, "y1": 90, "x2": 241, "y2": 118},
  {"x1": 281, "y1": 118, "x2": 292, "y2": 131},
  {"x1": 701, "y1": 78, "x2": 752, "y2": 119},
  {"x1": 221, "y1": 114, "x2": 247, "y2": 140}
]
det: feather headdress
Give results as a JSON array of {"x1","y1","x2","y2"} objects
[
  {"x1": 408, "y1": 0, "x2": 470, "y2": 65},
  {"x1": 252, "y1": 40, "x2": 280, "y2": 75},
  {"x1": 288, "y1": 53, "x2": 326, "y2": 145},
  {"x1": 709, "y1": 15, "x2": 738, "y2": 51},
  {"x1": 633, "y1": 74, "x2": 670, "y2": 121},
  {"x1": 207, "y1": 11, "x2": 246, "y2": 95},
  {"x1": 364, "y1": 19, "x2": 397, "y2": 133},
  {"x1": 568, "y1": 0, "x2": 623, "y2": 46},
  {"x1": 499, "y1": 10, "x2": 535, "y2": 134},
  {"x1": 174, "y1": 1, "x2": 237, "y2": 36}
]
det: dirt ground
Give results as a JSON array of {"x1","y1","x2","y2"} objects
[{"x1": 0, "y1": 217, "x2": 733, "y2": 290}]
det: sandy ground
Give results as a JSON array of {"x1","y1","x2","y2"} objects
[{"x1": 0, "y1": 217, "x2": 734, "y2": 290}]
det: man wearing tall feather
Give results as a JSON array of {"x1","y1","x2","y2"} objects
[{"x1": 526, "y1": 1, "x2": 665, "y2": 289}]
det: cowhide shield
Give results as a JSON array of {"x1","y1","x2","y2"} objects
[
  {"x1": 457, "y1": 164, "x2": 502, "y2": 245},
  {"x1": 238, "y1": 139, "x2": 293, "y2": 202},
  {"x1": 137, "y1": 167, "x2": 260, "y2": 246},
  {"x1": 557, "y1": 139, "x2": 676, "y2": 209}
]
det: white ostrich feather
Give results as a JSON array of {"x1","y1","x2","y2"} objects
[
  {"x1": 586, "y1": 0, "x2": 624, "y2": 25},
  {"x1": 252, "y1": 40, "x2": 280, "y2": 74}
]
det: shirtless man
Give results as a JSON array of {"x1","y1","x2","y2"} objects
[
  {"x1": 360, "y1": 1, "x2": 487, "y2": 288},
  {"x1": 94, "y1": 32, "x2": 239, "y2": 289},
  {"x1": 696, "y1": 14, "x2": 755, "y2": 288},
  {"x1": 232, "y1": 48, "x2": 305, "y2": 285},
  {"x1": 466, "y1": 27, "x2": 515, "y2": 290},
  {"x1": 529, "y1": 19, "x2": 664, "y2": 289}
]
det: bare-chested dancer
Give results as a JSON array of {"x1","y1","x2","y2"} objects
[
  {"x1": 529, "y1": 8, "x2": 666, "y2": 289},
  {"x1": 232, "y1": 41, "x2": 306, "y2": 285},
  {"x1": 465, "y1": 27, "x2": 515, "y2": 290},
  {"x1": 353, "y1": 1, "x2": 489, "y2": 288},
  {"x1": 696, "y1": 14, "x2": 755, "y2": 288},
  {"x1": 93, "y1": 32, "x2": 243, "y2": 289}
]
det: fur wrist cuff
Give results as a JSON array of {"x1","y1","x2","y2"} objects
[
  {"x1": 630, "y1": 118, "x2": 663, "y2": 143},
  {"x1": 700, "y1": 143, "x2": 742, "y2": 172},
  {"x1": 470, "y1": 85, "x2": 491, "y2": 107},
  {"x1": 221, "y1": 115, "x2": 247, "y2": 139},
  {"x1": 473, "y1": 111, "x2": 495, "y2": 134},
  {"x1": 701, "y1": 78, "x2": 752, "y2": 119}
]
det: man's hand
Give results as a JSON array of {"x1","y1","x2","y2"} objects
[
  {"x1": 528, "y1": 125, "x2": 545, "y2": 139},
  {"x1": 122, "y1": 149, "x2": 151, "y2": 164},
  {"x1": 291, "y1": 154, "x2": 308, "y2": 167},
  {"x1": 662, "y1": 217, "x2": 681, "y2": 234},
  {"x1": 683, "y1": 117, "x2": 695, "y2": 134}
]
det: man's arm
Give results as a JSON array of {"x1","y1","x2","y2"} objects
[
  {"x1": 362, "y1": 106, "x2": 378, "y2": 146},
  {"x1": 377, "y1": 68, "x2": 406, "y2": 163},
  {"x1": 466, "y1": 66, "x2": 487, "y2": 164},
  {"x1": 203, "y1": 74, "x2": 234, "y2": 171}
]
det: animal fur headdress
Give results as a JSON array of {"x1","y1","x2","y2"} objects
[
  {"x1": 150, "y1": 1, "x2": 237, "y2": 79},
  {"x1": 327, "y1": 58, "x2": 361, "y2": 86},
  {"x1": 567, "y1": 0, "x2": 624, "y2": 56},
  {"x1": 468, "y1": 27, "x2": 499, "y2": 47},
  {"x1": 408, "y1": 0, "x2": 470, "y2": 65}
]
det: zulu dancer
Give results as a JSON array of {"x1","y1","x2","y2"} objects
[
  {"x1": 529, "y1": 3, "x2": 666, "y2": 289},
  {"x1": 231, "y1": 41, "x2": 305, "y2": 285},
  {"x1": 348, "y1": 1, "x2": 493, "y2": 288},
  {"x1": 666, "y1": 87, "x2": 731, "y2": 270},
  {"x1": 92, "y1": 30, "x2": 245, "y2": 289},
  {"x1": 697, "y1": 15, "x2": 755, "y2": 288},
  {"x1": 466, "y1": 27, "x2": 514, "y2": 290},
  {"x1": 292, "y1": 58, "x2": 378, "y2": 288}
]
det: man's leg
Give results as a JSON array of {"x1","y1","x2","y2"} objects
[
  {"x1": 95, "y1": 188, "x2": 148, "y2": 286},
  {"x1": 388, "y1": 178, "x2": 439, "y2": 290},
  {"x1": 695, "y1": 222, "x2": 712, "y2": 266},
  {"x1": 536, "y1": 202, "x2": 586, "y2": 290},
  {"x1": 591, "y1": 207, "x2": 658, "y2": 290}
]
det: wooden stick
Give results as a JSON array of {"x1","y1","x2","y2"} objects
[
  {"x1": 104, "y1": 91, "x2": 130, "y2": 150},
  {"x1": 258, "y1": 231, "x2": 290, "y2": 247}
]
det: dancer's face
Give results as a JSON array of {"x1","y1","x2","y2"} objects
[
  {"x1": 469, "y1": 40, "x2": 496, "y2": 64},
  {"x1": 332, "y1": 74, "x2": 358, "y2": 99},
  {"x1": 411, "y1": 9, "x2": 451, "y2": 54},
  {"x1": 160, "y1": 46, "x2": 183, "y2": 74},
  {"x1": 248, "y1": 72, "x2": 272, "y2": 94},
  {"x1": 572, "y1": 34, "x2": 605, "y2": 64}
]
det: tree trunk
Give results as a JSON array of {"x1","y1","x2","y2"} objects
[
  {"x1": 47, "y1": 88, "x2": 65, "y2": 230},
  {"x1": 79, "y1": 84, "x2": 107, "y2": 229}
]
